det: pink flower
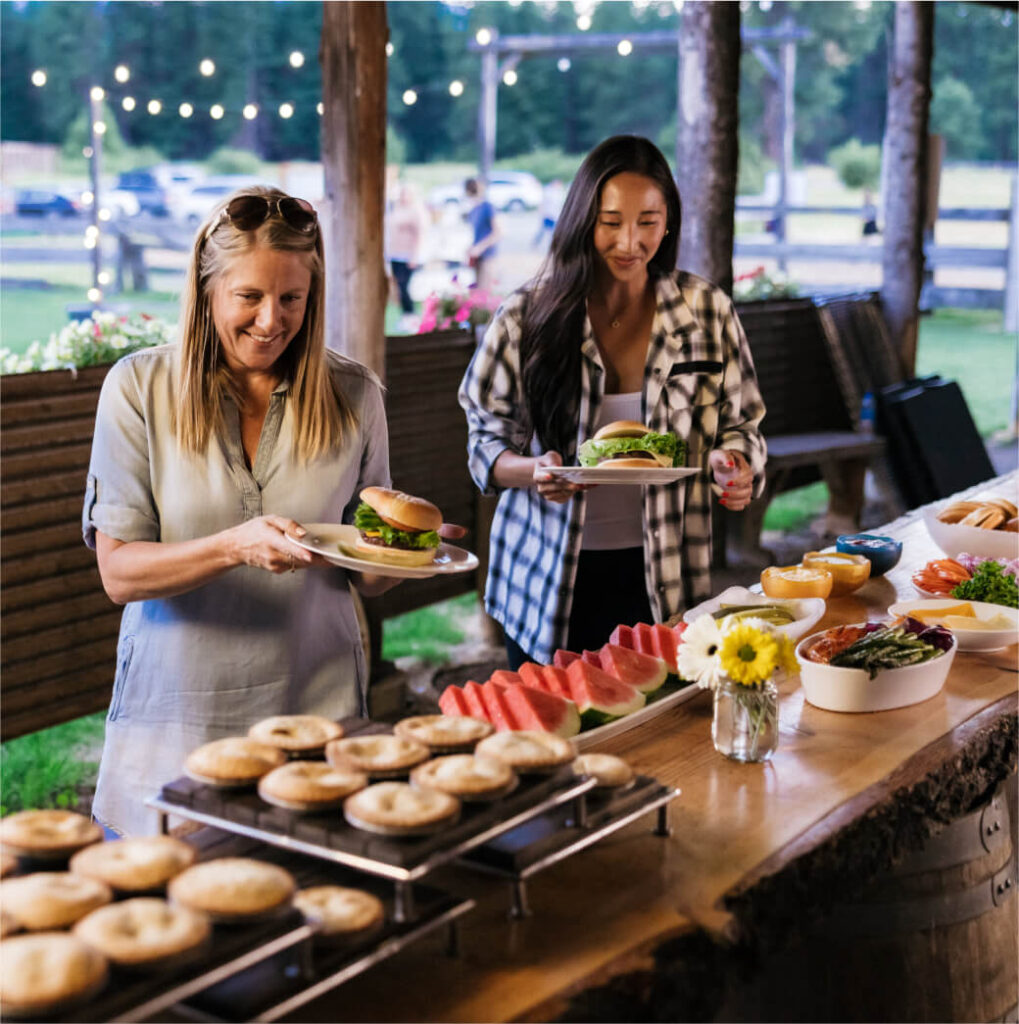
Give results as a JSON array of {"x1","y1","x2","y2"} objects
[{"x1": 454, "y1": 304, "x2": 471, "y2": 322}]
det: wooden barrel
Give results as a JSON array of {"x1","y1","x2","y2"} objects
[{"x1": 726, "y1": 783, "x2": 1018, "y2": 1022}]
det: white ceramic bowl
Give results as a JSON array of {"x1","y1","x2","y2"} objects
[
  {"x1": 795, "y1": 625, "x2": 957, "y2": 712},
  {"x1": 683, "y1": 586, "x2": 826, "y2": 642},
  {"x1": 924, "y1": 507, "x2": 1019, "y2": 561},
  {"x1": 887, "y1": 598, "x2": 1019, "y2": 652}
]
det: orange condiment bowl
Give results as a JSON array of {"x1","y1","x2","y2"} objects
[
  {"x1": 801, "y1": 551, "x2": 871, "y2": 597},
  {"x1": 760, "y1": 565, "x2": 834, "y2": 601}
]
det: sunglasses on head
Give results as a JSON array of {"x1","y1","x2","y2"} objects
[{"x1": 208, "y1": 194, "x2": 318, "y2": 237}]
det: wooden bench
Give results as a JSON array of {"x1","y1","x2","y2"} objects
[
  {"x1": 726, "y1": 295, "x2": 893, "y2": 562},
  {"x1": 0, "y1": 329, "x2": 483, "y2": 741}
]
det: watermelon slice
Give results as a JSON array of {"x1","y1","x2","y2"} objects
[
  {"x1": 461, "y1": 681, "x2": 490, "y2": 721},
  {"x1": 581, "y1": 649, "x2": 601, "y2": 666},
  {"x1": 650, "y1": 624, "x2": 680, "y2": 674},
  {"x1": 553, "y1": 649, "x2": 580, "y2": 670},
  {"x1": 608, "y1": 621, "x2": 686, "y2": 675},
  {"x1": 480, "y1": 680, "x2": 521, "y2": 731},
  {"x1": 489, "y1": 669, "x2": 523, "y2": 688},
  {"x1": 597, "y1": 643, "x2": 667, "y2": 693},
  {"x1": 438, "y1": 684, "x2": 472, "y2": 717},
  {"x1": 518, "y1": 662, "x2": 572, "y2": 699},
  {"x1": 503, "y1": 683, "x2": 580, "y2": 738},
  {"x1": 608, "y1": 624, "x2": 634, "y2": 649},
  {"x1": 565, "y1": 659, "x2": 645, "y2": 727}
]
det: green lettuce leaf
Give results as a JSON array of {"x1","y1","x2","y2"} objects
[
  {"x1": 578, "y1": 432, "x2": 686, "y2": 468},
  {"x1": 354, "y1": 502, "x2": 439, "y2": 549}
]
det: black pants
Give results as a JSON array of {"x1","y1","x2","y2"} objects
[
  {"x1": 505, "y1": 547, "x2": 653, "y2": 670},
  {"x1": 390, "y1": 260, "x2": 415, "y2": 313}
]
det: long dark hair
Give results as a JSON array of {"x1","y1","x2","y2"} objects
[{"x1": 520, "y1": 135, "x2": 682, "y2": 456}]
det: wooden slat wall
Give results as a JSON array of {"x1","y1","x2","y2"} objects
[
  {"x1": 1, "y1": 366, "x2": 116, "y2": 740},
  {"x1": 0, "y1": 332, "x2": 481, "y2": 741}
]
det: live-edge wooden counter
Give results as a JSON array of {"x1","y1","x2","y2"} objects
[{"x1": 292, "y1": 474, "x2": 1018, "y2": 1023}]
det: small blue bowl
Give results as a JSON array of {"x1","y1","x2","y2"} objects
[{"x1": 836, "y1": 534, "x2": 903, "y2": 576}]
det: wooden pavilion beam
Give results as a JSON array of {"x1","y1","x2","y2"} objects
[
  {"x1": 881, "y1": 1, "x2": 935, "y2": 376},
  {"x1": 320, "y1": 1, "x2": 388, "y2": 376}
]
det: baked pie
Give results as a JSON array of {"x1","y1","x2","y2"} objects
[
  {"x1": 572, "y1": 753, "x2": 635, "y2": 790},
  {"x1": 393, "y1": 714, "x2": 493, "y2": 752},
  {"x1": 69, "y1": 836, "x2": 196, "y2": 893},
  {"x1": 0, "y1": 809, "x2": 102, "y2": 861},
  {"x1": 0, "y1": 932, "x2": 108, "y2": 1019},
  {"x1": 168, "y1": 858, "x2": 295, "y2": 922},
  {"x1": 343, "y1": 782, "x2": 460, "y2": 836},
  {"x1": 184, "y1": 737, "x2": 286, "y2": 787},
  {"x1": 247, "y1": 714, "x2": 344, "y2": 754},
  {"x1": 474, "y1": 730, "x2": 575, "y2": 774},
  {"x1": 1, "y1": 872, "x2": 112, "y2": 931},
  {"x1": 258, "y1": 761, "x2": 368, "y2": 812},
  {"x1": 73, "y1": 898, "x2": 210, "y2": 968},
  {"x1": 326, "y1": 734, "x2": 430, "y2": 778},
  {"x1": 410, "y1": 754, "x2": 516, "y2": 802},
  {"x1": 293, "y1": 885, "x2": 385, "y2": 939}
]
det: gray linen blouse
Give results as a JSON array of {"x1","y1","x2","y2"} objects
[{"x1": 82, "y1": 344, "x2": 390, "y2": 835}]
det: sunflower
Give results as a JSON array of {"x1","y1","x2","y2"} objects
[
  {"x1": 676, "y1": 613, "x2": 726, "y2": 690},
  {"x1": 718, "y1": 622, "x2": 779, "y2": 688}
]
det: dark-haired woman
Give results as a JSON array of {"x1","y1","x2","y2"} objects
[{"x1": 459, "y1": 136, "x2": 766, "y2": 669}]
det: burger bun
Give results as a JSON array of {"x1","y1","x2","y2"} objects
[
  {"x1": 360, "y1": 486, "x2": 442, "y2": 533},
  {"x1": 592, "y1": 420, "x2": 649, "y2": 442},
  {"x1": 352, "y1": 537, "x2": 438, "y2": 568}
]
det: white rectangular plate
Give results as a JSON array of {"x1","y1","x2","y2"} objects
[
  {"x1": 287, "y1": 523, "x2": 479, "y2": 580},
  {"x1": 540, "y1": 465, "x2": 700, "y2": 486},
  {"x1": 574, "y1": 683, "x2": 702, "y2": 751}
]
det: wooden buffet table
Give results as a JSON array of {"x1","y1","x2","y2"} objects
[{"x1": 295, "y1": 474, "x2": 1018, "y2": 1023}]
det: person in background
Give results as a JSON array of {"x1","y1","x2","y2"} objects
[
  {"x1": 386, "y1": 182, "x2": 427, "y2": 330},
  {"x1": 459, "y1": 136, "x2": 766, "y2": 669},
  {"x1": 84, "y1": 187, "x2": 410, "y2": 835},
  {"x1": 532, "y1": 178, "x2": 566, "y2": 249},
  {"x1": 862, "y1": 189, "x2": 880, "y2": 238},
  {"x1": 464, "y1": 177, "x2": 501, "y2": 292}
]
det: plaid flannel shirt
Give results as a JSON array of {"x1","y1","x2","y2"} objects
[{"x1": 458, "y1": 269, "x2": 767, "y2": 663}]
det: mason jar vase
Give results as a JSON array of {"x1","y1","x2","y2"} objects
[{"x1": 711, "y1": 677, "x2": 779, "y2": 763}]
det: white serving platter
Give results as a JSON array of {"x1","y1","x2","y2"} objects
[
  {"x1": 287, "y1": 523, "x2": 479, "y2": 580},
  {"x1": 573, "y1": 683, "x2": 702, "y2": 751},
  {"x1": 537, "y1": 465, "x2": 700, "y2": 486},
  {"x1": 924, "y1": 506, "x2": 1019, "y2": 561},
  {"x1": 887, "y1": 597, "x2": 1019, "y2": 652},
  {"x1": 683, "y1": 586, "x2": 827, "y2": 642}
]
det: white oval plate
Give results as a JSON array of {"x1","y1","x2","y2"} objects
[
  {"x1": 887, "y1": 597, "x2": 1019, "y2": 652},
  {"x1": 287, "y1": 523, "x2": 479, "y2": 580},
  {"x1": 538, "y1": 465, "x2": 700, "y2": 485},
  {"x1": 683, "y1": 586, "x2": 827, "y2": 642},
  {"x1": 924, "y1": 507, "x2": 1019, "y2": 561}
]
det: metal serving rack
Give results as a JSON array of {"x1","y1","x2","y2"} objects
[
  {"x1": 458, "y1": 775, "x2": 679, "y2": 918},
  {"x1": 147, "y1": 718, "x2": 597, "y2": 922},
  {"x1": 35, "y1": 832, "x2": 473, "y2": 1024}
]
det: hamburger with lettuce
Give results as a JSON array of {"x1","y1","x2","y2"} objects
[
  {"x1": 352, "y1": 487, "x2": 442, "y2": 567},
  {"x1": 578, "y1": 420, "x2": 687, "y2": 470}
]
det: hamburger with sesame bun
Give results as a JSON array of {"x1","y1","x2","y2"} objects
[
  {"x1": 578, "y1": 420, "x2": 686, "y2": 470},
  {"x1": 352, "y1": 487, "x2": 442, "y2": 567}
]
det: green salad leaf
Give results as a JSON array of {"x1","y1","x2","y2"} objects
[
  {"x1": 951, "y1": 560, "x2": 1019, "y2": 608},
  {"x1": 578, "y1": 432, "x2": 687, "y2": 468},
  {"x1": 354, "y1": 502, "x2": 439, "y2": 549}
]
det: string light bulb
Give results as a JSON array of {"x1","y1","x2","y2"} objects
[
  {"x1": 97, "y1": 271, "x2": 112, "y2": 286},
  {"x1": 577, "y1": 14, "x2": 592, "y2": 30},
  {"x1": 316, "y1": 101, "x2": 324, "y2": 115},
  {"x1": 98, "y1": 208, "x2": 112, "y2": 221},
  {"x1": 449, "y1": 80, "x2": 464, "y2": 97},
  {"x1": 122, "y1": 96, "x2": 136, "y2": 111},
  {"x1": 93, "y1": 121, "x2": 107, "y2": 135},
  {"x1": 386, "y1": 42, "x2": 394, "y2": 56},
  {"x1": 90, "y1": 86, "x2": 105, "y2": 102},
  {"x1": 210, "y1": 104, "x2": 225, "y2": 120},
  {"x1": 289, "y1": 50, "x2": 304, "y2": 68},
  {"x1": 114, "y1": 64, "x2": 130, "y2": 83},
  {"x1": 475, "y1": 27, "x2": 492, "y2": 45},
  {"x1": 243, "y1": 103, "x2": 258, "y2": 120},
  {"x1": 199, "y1": 59, "x2": 215, "y2": 77},
  {"x1": 31, "y1": 70, "x2": 47, "y2": 87},
  {"x1": 179, "y1": 102, "x2": 194, "y2": 118},
  {"x1": 402, "y1": 89, "x2": 417, "y2": 105},
  {"x1": 617, "y1": 39, "x2": 633, "y2": 55},
  {"x1": 558, "y1": 57, "x2": 571, "y2": 72},
  {"x1": 147, "y1": 99, "x2": 162, "y2": 115},
  {"x1": 502, "y1": 69, "x2": 518, "y2": 86},
  {"x1": 279, "y1": 103, "x2": 294, "y2": 118},
  {"x1": 87, "y1": 288, "x2": 102, "y2": 303}
]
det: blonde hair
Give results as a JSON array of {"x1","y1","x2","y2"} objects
[{"x1": 175, "y1": 185, "x2": 352, "y2": 459}]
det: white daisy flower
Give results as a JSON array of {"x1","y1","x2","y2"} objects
[{"x1": 677, "y1": 613, "x2": 726, "y2": 690}]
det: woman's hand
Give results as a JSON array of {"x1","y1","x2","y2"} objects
[
  {"x1": 226, "y1": 514, "x2": 316, "y2": 574},
  {"x1": 533, "y1": 451, "x2": 584, "y2": 505},
  {"x1": 709, "y1": 450, "x2": 753, "y2": 512}
]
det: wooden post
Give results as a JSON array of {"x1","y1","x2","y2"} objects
[
  {"x1": 880, "y1": 2, "x2": 934, "y2": 376},
  {"x1": 88, "y1": 91, "x2": 103, "y2": 302},
  {"x1": 320, "y1": 2, "x2": 388, "y2": 376},
  {"x1": 479, "y1": 40, "x2": 499, "y2": 185},
  {"x1": 676, "y1": 0, "x2": 741, "y2": 294},
  {"x1": 775, "y1": 16, "x2": 797, "y2": 270}
]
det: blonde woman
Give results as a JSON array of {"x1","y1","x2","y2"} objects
[{"x1": 83, "y1": 187, "x2": 396, "y2": 835}]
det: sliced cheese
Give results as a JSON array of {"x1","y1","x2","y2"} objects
[
  {"x1": 908, "y1": 603, "x2": 975, "y2": 625},
  {"x1": 943, "y1": 615, "x2": 998, "y2": 631}
]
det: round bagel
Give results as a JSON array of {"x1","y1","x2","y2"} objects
[
  {"x1": 592, "y1": 420, "x2": 649, "y2": 441},
  {"x1": 360, "y1": 487, "x2": 441, "y2": 533}
]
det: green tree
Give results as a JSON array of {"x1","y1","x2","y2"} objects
[
  {"x1": 930, "y1": 76, "x2": 984, "y2": 161},
  {"x1": 828, "y1": 138, "x2": 881, "y2": 190}
]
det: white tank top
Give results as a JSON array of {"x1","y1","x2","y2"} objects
[{"x1": 581, "y1": 392, "x2": 644, "y2": 550}]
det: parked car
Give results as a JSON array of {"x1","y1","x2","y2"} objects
[
  {"x1": 14, "y1": 188, "x2": 80, "y2": 217},
  {"x1": 176, "y1": 176, "x2": 272, "y2": 226},
  {"x1": 115, "y1": 170, "x2": 169, "y2": 216},
  {"x1": 427, "y1": 171, "x2": 543, "y2": 212}
]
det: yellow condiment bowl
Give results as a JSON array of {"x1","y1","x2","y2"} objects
[
  {"x1": 760, "y1": 565, "x2": 834, "y2": 600},
  {"x1": 801, "y1": 551, "x2": 872, "y2": 596}
]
